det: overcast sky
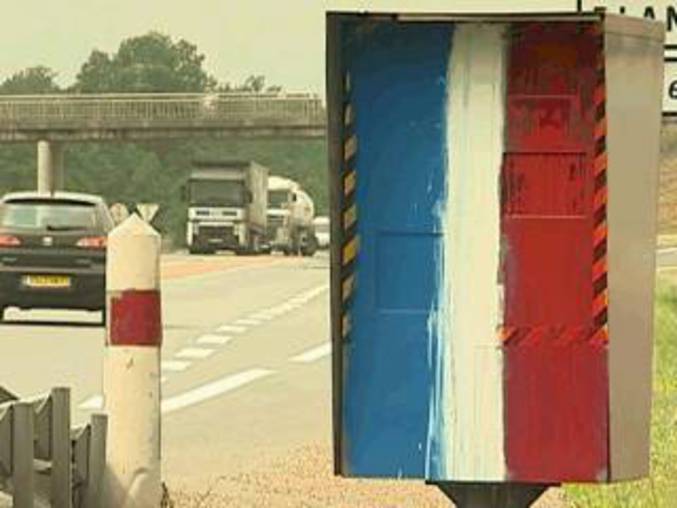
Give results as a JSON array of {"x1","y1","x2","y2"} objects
[{"x1": 0, "y1": 0, "x2": 600, "y2": 94}]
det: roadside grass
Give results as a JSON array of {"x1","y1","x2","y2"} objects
[{"x1": 565, "y1": 279, "x2": 677, "y2": 507}]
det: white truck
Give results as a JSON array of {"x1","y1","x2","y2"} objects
[
  {"x1": 184, "y1": 160, "x2": 268, "y2": 255},
  {"x1": 266, "y1": 176, "x2": 318, "y2": 256}
]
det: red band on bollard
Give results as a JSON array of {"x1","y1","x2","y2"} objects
[{"x1": 109, "y1": 290, "x2": 162, "y2": 346}]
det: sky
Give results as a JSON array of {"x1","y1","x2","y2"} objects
[{"x1": 0, "y1": 0, "x2": 624, "y2": 95}]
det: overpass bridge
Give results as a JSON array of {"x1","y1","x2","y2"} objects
[
  {"x1": 0, "y1": 92, "x2": 326, "y2": 142},
  {"x1": 0, "y1": 92, "x2": 327, "y2": 192}
]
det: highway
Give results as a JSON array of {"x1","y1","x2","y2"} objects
[{"x1": 0, "y1": 251, "x2": 471, "y2": 506}]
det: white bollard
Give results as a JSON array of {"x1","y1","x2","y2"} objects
[{"x1": 103, "y1": 214, "x2": 162, "y2": 508}]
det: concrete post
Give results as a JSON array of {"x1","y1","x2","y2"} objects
[
  {"x1": 103, "y1": 215, "x2": 162, "y2": 508},
  {"x1": 36, "y1": 141, "x2": 64, "y2": 193}
]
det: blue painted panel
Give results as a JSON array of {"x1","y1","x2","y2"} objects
[
  {"x1": 376, "y1": 232, "x2": 439, "y2": 312},
  {"x1": 342, "y1": 21, "x2": 452, "y2": 478}
]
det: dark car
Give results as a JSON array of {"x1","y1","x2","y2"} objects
[{"x1": 0, "y1": 192, "x2": 114, "y2": 319}]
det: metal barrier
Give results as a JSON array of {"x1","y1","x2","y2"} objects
[{"x1": 0, "y1": 387, "x2": 107, "y2": 508}]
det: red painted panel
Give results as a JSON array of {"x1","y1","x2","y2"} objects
[
  {"x1": 503, "y1": 153, "x2": 587, "y2": 217},
  {"x1": 109, "y1": 290, "x2": 163, "y2": 347},
  {"x1": 502, "y1": 23, "x2": 608, "y2": 482}
]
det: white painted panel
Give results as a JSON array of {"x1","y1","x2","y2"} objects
[{"x1": 441, "y1": 24, "x2": 507, "y2": 481}]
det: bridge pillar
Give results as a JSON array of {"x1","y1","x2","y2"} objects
[{"x1": 37, "y1": 140, "x2": 64, "y2": 193}]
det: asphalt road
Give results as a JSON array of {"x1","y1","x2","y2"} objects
[
  {"x1": 0, "y1": 251, "x2": 331, "y2": 492},
  {"x1": 5, "y1": 247, "x2": 641, "y2": 505}
]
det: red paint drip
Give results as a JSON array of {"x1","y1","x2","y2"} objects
[{"x1": 109, "y1": 290, "x2": 162, "y2": 347}]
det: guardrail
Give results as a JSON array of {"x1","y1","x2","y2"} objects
[
  {"x1": 0, "y1": 92, "x2": 326, "y2": 129},
  {"x1": 0, "y1": 387, "x2": 106, "y2": 508}
]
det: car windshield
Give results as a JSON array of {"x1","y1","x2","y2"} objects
[
  {"x1": 189, "y1": 180, "x2": 244, "y2": 207},
  {"x1": 0, "y1": 200, "x2": 99, "y2": 231},
  {"x1": 268, "y1": 190, "x2": 289, "y2": 209}
]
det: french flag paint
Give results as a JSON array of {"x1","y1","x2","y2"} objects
[{"x1": 341, "y1": 20, "x2": 608, "y2": 483}]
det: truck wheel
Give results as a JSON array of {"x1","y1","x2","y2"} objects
[{"x1": 301, "y1": 234, "x2": 318, "y2": 257}]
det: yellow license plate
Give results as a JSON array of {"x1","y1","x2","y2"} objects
[{"x1": 23, "y1": 275, "x2": 71, "y2": 289}]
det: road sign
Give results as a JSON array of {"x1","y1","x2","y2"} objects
[
  {"x1": 583, "y1": 2, "x2": 677, "y2": 114},
  {"x1": 109, "y1": 203, "x2": 130, "y2": 225},
  {"x1": 135, "y1": 203, "x2": 159, "y2": 223},
  {"x1": 583, "y1": 2, "x2": 677, "y2": 44}
]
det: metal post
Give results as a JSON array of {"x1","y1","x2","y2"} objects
[
  {"x1": 36, "y1": 141, "x2": 64, "y2": 194},
  {"x1": 12, "y1": 402, "x2": 35, "y2": 508},
  {"x1": 434, "y1": 482, "x2": 550, "y2": 508},
  {"x1": 83, "y1": 414, "x2": 107, "y2": 508},
  {"x1": 50, "y1": 388, "x2": 71, "y2": 508}
]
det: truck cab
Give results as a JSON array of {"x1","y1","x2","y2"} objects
[
  {"x1": 266, "y1": 176, "x2": 317, "y2": 256},
  {"x1": 185, "y1": 161, "x2": 268, "y2": 255}
]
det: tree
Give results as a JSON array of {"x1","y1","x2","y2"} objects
[
  {"x1": 0, "y1": 66, "x2": 60, "y2": 94},
  {"x1": 75, "y1": 32, "x2": 217, "y2": 93}
]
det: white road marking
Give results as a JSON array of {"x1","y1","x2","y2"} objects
[
  {"x1": 196, "y1": 334, "x2": 233, "y2": 345},
  {"x1": 233, "y1": 318, "x2": 260, "y2": 326},
  {"x1": 76, "y1": 285, "x2": 329, "y2": 413},
  {"x1": 657, "y1": 247, "x2": 677, "y2": 255},
  {"x1": 290, "y1": 342, "x2": 331, "y2": 363},
  {"x1": 249, "y1": 312, "x2": 275, "y2": 321},
  {"x1": 79, "y1": 395, "x2": 103, "y2": 410},
  {"x1": 161, "y1": 368, "x2": 274, "y2": 414},
  {"x1": 217, "y1": 325, "x2": 247, "y2": 334},
  {"x1": 162, "y1": 360, "x2": 192, "y2": 372},
  {"x1": 175, "y1": 347, "x2": 215, "y2": 360}
]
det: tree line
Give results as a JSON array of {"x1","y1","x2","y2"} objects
[{"x1": 0, "y1": 32, "x2": 327, "y2": 244}]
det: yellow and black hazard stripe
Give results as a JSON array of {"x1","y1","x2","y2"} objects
[
  {"x1": 341, "y1": 73, "x2": 358, "y2": 340},
  {"x1": 590, "y1": 23, "x2": 609, "y2": 344}
]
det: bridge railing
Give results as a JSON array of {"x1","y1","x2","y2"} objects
[{"x1": 0, "y1": 93, "x2": 326, "y2": 129}]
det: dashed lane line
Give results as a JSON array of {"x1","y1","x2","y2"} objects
[
  {"x1": 162, "y1": 360, "x2": 192, "y2": 372},
  {"x1": 196, "y1": 334, "x2": 233, "y2": 345},
  {"x1": 233, "y1": 318, "x2": 261, "y2": 326},
  {"x1": 78, "y1": 284, "x2": 329, "y2": 412},
  {"x1": 217, "y1": 325, "x2": 247, "y2": 334},
  {"x1": 174, "y1": 347, "x2": 216, "y2": 360}
]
